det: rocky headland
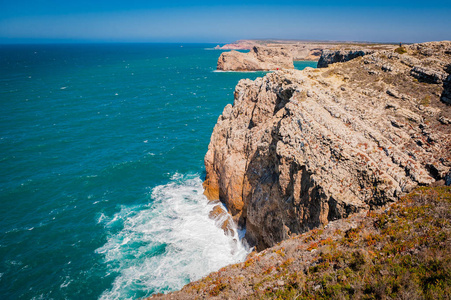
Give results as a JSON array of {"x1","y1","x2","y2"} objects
[
  {"x1": 207, "y1": 41, "x2": 451, "y2": 251},
  {"x1": 214, "y1": 40, "x2": 261, "y2": 50},
  {"x1": 216, "y1": 40, "x2": 396, "y2": 71},
  {"x1": 151, "y1": 41, "x2": 451, "y2": 299},
  {"x1": 270, "y1": 41, "x2": 395, "y2": 62},
  {"x1": 217, "y1": 46, "x2": 294, "y2": 71}
]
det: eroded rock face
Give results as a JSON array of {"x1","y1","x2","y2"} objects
[
  {"x1": 205, "y1": 41, "x2": 451, "y2": 251},
  {"x1": 217, "y1": 46, "x2": 294, "y2": 71},
  {"x1": 317, "y1": 49, "x2": 376, "y2": 68}
]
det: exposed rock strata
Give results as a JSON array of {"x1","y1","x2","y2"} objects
[
  {"x1": 217, "y1": 46, "x2": 294, "y2": 71},
  {"x1": 205, "y1": 41, "x2": 451, "y2": 251}
]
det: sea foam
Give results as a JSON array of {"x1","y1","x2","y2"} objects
[{"x1": 96, "y1": 174, "x2": 250, "y2": 299}]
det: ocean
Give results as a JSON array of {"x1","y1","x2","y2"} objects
[{"x1": 0, "y1": 43, "x2": 316, "y2": 299}]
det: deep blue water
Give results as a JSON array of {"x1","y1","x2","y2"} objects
[{"x1": 0, "y1": 43, "x2": 316, "y2": 299}]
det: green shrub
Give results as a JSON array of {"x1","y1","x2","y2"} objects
[{"x1": 394, "y1": 47, "x2": 407, "y2": 54}]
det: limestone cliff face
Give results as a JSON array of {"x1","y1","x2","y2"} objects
[
  {"x1": 205, "y1": 41, "x2": 451, "y2": 251},
  {"x1": 217, "y1": 46, "x2": 294, "y2": 71},
  {"x1": 317, "y1": 49, "x2": 376, "y2": 68}
]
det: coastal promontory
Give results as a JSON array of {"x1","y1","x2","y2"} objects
[
  {"x1": 217, "y1": 46, "x2": 294, "y2": 71},
  {"x1": 151, "y1": 41, "x2": 451, "y2": 299},
  {"x1": 206, "y1": 41, "x2": 451, "y2": 250},
  {"x1": 216, "y1": 40, "x2": 397, "y2": 71}
]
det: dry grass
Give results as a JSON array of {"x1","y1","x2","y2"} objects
[{"x1": 263, "y1": 186, "x2": 450, "y2": 299}]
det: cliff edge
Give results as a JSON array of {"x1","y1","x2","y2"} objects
[{"x1": 205, "y1": 41, "x2": 451, "y2": 251}]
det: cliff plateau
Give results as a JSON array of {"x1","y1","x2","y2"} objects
[
  {"x1": 205, "y1": 41, "x2": 451, "y2": 251},
  {"x1": 214, "y1": 40, "x2": 261, "y2": 50},
  {"x1": 217, "y1": 46, "x2": 294, "y2": 71}
]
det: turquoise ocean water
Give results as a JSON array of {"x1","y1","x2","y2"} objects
[{"x1": 0, "y1": 43, "x2": 316, "y2": 299}]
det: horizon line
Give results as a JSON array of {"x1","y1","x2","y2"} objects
[{"x1": 0, "y1": 38, "x2": 434, "y2": 45}]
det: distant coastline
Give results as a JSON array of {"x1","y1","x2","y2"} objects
[
  {"x1": 214, "y1": 39, "x2": 397, "y2": 61},
  {"x1": 214, "y1": 39, "x2": 396, "y2": 71}
]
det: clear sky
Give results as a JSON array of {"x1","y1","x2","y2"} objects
[{"x1": 0, "y1": 0, "x2": 450, "y2": 43}]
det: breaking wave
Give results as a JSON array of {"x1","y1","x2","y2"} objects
[{"x1": 96, "y1": 174, "x2": 250, "y2": 299}]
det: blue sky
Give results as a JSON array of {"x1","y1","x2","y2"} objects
[{"x1": 0, "y1": 0, "x2": 450, "y2": 43}]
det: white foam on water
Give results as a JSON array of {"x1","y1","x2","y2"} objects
[
  {"x1": 97, "y1": 213, "x2": 107, "y2": 224},
  {"x1": 60, "y1": 276, "x2": 72, "y2": 288},
  {"x1": 97, "y1": 174, "x2": 250, "y2": 299}
]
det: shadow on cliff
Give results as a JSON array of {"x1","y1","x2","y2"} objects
[
  {"x1": 242, "y1": 120, "x2": 358, "y2": 251},
  {"x1": 440, "y1": 64, "x2": 451, "y2": 105}
]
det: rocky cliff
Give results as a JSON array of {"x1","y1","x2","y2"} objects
[
  {"x1": 215, "y1": 40, "x2": 396, "y2": 62},
  {"x1": 214, "y1": 40, "x2": 260, "y2": 50},
  {"x1": 217, "y1": 46, "x2": 294, "y2": 71},
  {"x1": 205, "y1": 41, "x2": 451, "y2": 251},
  {"x1": 317, "y1": 49, "x2": 376, "y2": 68}
]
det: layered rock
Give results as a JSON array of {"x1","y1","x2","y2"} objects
[
  {"x1": 217, "y1": 46, "x2": 294, "y2": 71},
  {"x1": 205, "y1": 41, "x2": 451, "y2": 251}
]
